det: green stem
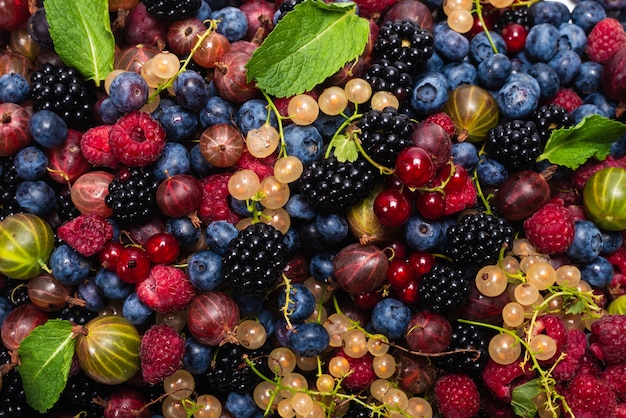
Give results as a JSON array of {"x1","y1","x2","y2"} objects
[
  {"x1": 473, "y1": 0, "x2": 498, "y2": 54},
  {"x1": 261, "y1": 89, "x2": 288, "y2": 158}
]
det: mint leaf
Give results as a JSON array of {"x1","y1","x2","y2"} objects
[
  {"x1": 511, "y1": 378, "x2": 541, "y2": 417},
  {"x1": 245, "y1": 0, "x2": 369, "y2": 97},
  {"x1": 17, "y1": 320, "x2": 76, "y2": 413},
  {"x1": 537, "y1": 114, "x2": 626, "y2": 170},
  {"x1": 333, "y1": 134, "x2": 359, "y2": 162},
  {"x1": 44, "y1": 0, "x2": 115, "y2": 86}
]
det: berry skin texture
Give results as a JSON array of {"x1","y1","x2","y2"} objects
[
  {"x1": 589, "y1": 314, "x2": 626, "y2": 364},
  {"x1": 109, "y1": 111, "x2": 167, "y2": 167},
  {"x1": 335, "y1": 349, "x2": 376, "y2": 392},
  {"x1": 136, "y1": 265, "x2": 196, "y2": 313},
  {"x1": 434, "y1": 373, "x2": 481, "y2": 418},
  {"x1": 198, "y1": 173, "x2": 241, "y2": 225},
  {"x1": 550, "y1": 87, "x2": 583, "y2": 113},
  {"x1": 553, "y1": 329, "x2": 587, "y2": 383},
  {"x1": 80, "y1": 125, "x2": 119, "y2": 168},
  {"x1": 564, "y1": 374, "x2": 617, "y2": 418},
  {"x1": 354, "y1": 0, "x2": 397, "y2": 18},
  {"x1": 481, "y1": 359, "x2": 530, "y2": 403},
  {"x1": 586, "y1": 18, "x2": 626, "y2": 64},
  {"x1": 57, "y1": 213, "x2": 114, "y2": 257},
  {"x1": 140, "y1": 323, "x2": 185, "y2": 384},
  {"x1": 523, "y1": 200, "x2": 575, "y2": 254}
]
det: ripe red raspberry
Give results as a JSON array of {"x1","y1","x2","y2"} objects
[
  {"x1": 443, "y1": 176, "x2": 477, "y2": 216},
  {"x1": 80, "y1": 125, "x2": 119, "y2": 168},
  {"x1": 549, "y1": 88, "x2": 583, "y2": 113},
  {"x1": 198, "y1": 173, "x2": 241, "y2": 225},
  {"x1": 553, "y1": 329, "x2": 587, "y2": 383},
  {"x1": 334, "y1": 348, "x2": 376, "y2": 392},
  {"x1": 564, "y1": 374, "x2": 617, "y2": 417},
  {"x1": 234, "y1": 149, "x2": 277, "y2": 181},
  {"x1": 136, "y1": 265, "x2": 196, "y2": 313},
  {"x1": 481, "y1": 359, "x2": 532, "y2": 403},
  {"x1": 140, "y1": 323, "x2": 185, "y2": 384},
  {"x1": 589, "y1": 314, "x2": 626, "y2": 364},
  {"x1": 424, "y1": 112, "x2": 456, "y2": 138},
  {"x1": 435, "y1": 373, "x2": 480, "y2": 418},
  {"x1": 602, "y1": 363, "x2": 626, "y2": 401},
  {"x1": 57, "y1": 213, "x2": 114, "y2": 257},
  {"x1": 533, "y1": 314, "x2": 567, "y2": 354},
  {"x1": 523, "y1": 200, "x2": 575, "y2": 254},
  {"x1": 586, "y1": 18, "x2": 626, "y2": 64},
  {"x1": 577, "y1": 352, "x2": 602, "y2": 377},
  {"x1": 109, "y1": 110, "x2": 166, "y2": 167}
]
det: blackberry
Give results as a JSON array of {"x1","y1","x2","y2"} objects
[
  {"x1": 56, "y1": 372, "x2": 110, "y2": 418},
  {"x1": 55, "y1": 185, "x2": 81, "y2": 224},
  {"x1": 374, "y1": 19, "x2": 434, "y2": 73},
  {"x1": 363, "y1": 59, "x2": 413, "y2": 101},
  {"x1": 485, "y1": 120, "x2": 543, "y2": 172},
  {"x1": 530, "y1": 103, "x2": 574, "y2": 143},
  {"x1": 203, "y1": 342, "x2": 269, "y2": 395},
  {"x1": 105, "y1": 167, "x2": 161, "y2": 224},
  {"x1": 30, "y1": 63, "x2": 96, "y2": 130},
  {"x1": 142, "y1": 0, "x2": 202, "y2": 21},
  {"x1": 418, "y1": 264, "x2": 471, "y2": 313},
  {"x1": 345, "y1": 401, "x2": 374, "y2": 418},
  {"x1": 436, "y1": 321, "x2": 495, "y2": 378},
  {"x1": 446, "y1": 212, "x2": 515, "y2": 268},
  {"x1": 277, "y1": 0, "x2": 305, "y2": 20},
  {"x1": 357, "y1": 106, "x2": 414, "y2": 168},
  {"x1": 0, "y1": 345, "x2": 36, "y2": 418},
  {"x1": 56, "y1": 303, "x2": 98, "y2": 326},
  {"x1": 1, "y1": 279, "x2": 30, "y2": 307},
  {"x1": 299, "y1": 156, "x2": 380, "y2": 213},
  {"x1": 0, "y1": 157, "x2": 20, "y2": 219},
  {"x1": 222, "y1": 223, "x2": 288, "y2": 297},
  {"x1": 494, "y1": 7, "x2": 533, "y2": 31}
]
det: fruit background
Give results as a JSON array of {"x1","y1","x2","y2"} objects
[{"x1": 0, "y1": 0, "x2": 626, "y2": 417}]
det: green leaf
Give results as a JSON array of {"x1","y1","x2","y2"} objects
[
  {"x1": 44, "y1": 0, "x2": 115, "y2": 86},
  {"x1": 17, "y1": 320, "x2": 76, "y2": 413},
  {"x1": 537, "y1": 114, "x2": 626, "y2": 170},
  {"x1": 245, "y1": 0, "x2": 369, "y2": 97},
  {"x1": 511, "y1": 378, "x2": 541, "y2": 418},
  {"x1": 332, "y1": 134, "x2": 359, "y2": 162}
]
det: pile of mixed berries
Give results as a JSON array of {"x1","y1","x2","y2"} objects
[{"x1": 1, "y1": 0, "x2": 626, "y2": 417}]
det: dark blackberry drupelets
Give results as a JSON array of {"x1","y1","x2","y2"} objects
[
  {"x1": 277, "y1": 0, "x2": 305, "y2": 20},
  {"x1": 530, "y1": 103, "x2": 574, "y2": 143},
  {"x1": 418, "y1": 264, "x2": 472, "y2": 314},
  {"x1": 0, "y1": 345, "x2": 37, "y2": 418},
  {"x1": 222, "y1": 222, "x2": 288, "y2": 297},
  {"x1": 485, "y1": 120, "x2": 543, "y2": 172},
  {"x1": 142, "y1": 0, "x2": 202, "y2": 21},
  {"x1": 363, "y1": 59, "x2": 414, "y2": 101},
  {"x1": 299, "y1": 156, "x2": 380, "y2": 213},
  {"x1": 494, "y1": 7, "x2": 533, "y2": 31},
  {"x1": 357, "y1": 106, "x2": 414, "y2": 168},
  {"x1": 105, "y1": 167, "x2": 161, "y2": 225},
  {"x1": 374, "y1": 19, "x2": 434, "y2": 74},
  {"x1": 0, "y1": 157, "x2": 20, "y2": 219},
  {"x1": 436, "y1": 321, "x2": 495, "y2": 378},
  {"x1": 203, "y1": 342, "x2": 270, "y2": 395},
  {"x1": 446, "y1": 212, "x2": 515, "y2": 268}
]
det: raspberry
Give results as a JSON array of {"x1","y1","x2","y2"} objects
[
  {"x1": 553, "y1": 329, "x2": 587, "y2": 383},
  {"x1": 549, "y1": 88, "x2": 583, "y2": 113},
  {"x1": 57, "y1": 214, "x2": 114, "y2": 257},
  {"x1": 198, "y1": 173, "x2": 241, "y2": 225},
  {"x1": 136, "y1": 265, "x2": 196, "y2": 313},
  {"x1": 142, "y1": 0, "x2": 202, "y2": 21},
  {"x1": 586, "y1": 18, "x2": 626, "y2": 64},
  {"x1": 523, "y1": 200, "x2": 575, "y2": 254},
  {"x1": 481, "y1": 359, "x2": 531, "y2": 403},
  {"x1": 571, "y1": 154, "x2": 626, "y2": 190},
  {"x1": 601, "y1": 363, "x2": 626, "y2": 401},
  {"x1": 589, "y1": 314, "x2": 626, "y2": 364},
  {"x1": 80, "y1": 125, "x2": 119, "y2": 168},
  {"x1": 532, "y1": 314, "x2": 568, "y2": 357},
  {"x1": 564, "y1": 374, "x2": 617, "y2": 418},
  {"x1": 109, "y1": 111, "x2": 166, "y2": 167},
  {"x1": 443, "y1": 175, "x2": 477, "y2": 215},
  {"x1": 234, "y1": 150, "x2": 276, "y2": 181},
  {"x1": 140, "y1": 323, "x2": 185, "y2": 384},
  {"x1": 434, "y1": 373, "x2": 481, "y2": 418},
  {"x1": 424, "y1": 112, "x2": 456, "y2": 138},
  {"x1": 334, "y1": 349, "x2": 376, "y2": 392},
  {"x1": 577, "y1": 352, "x2": 602, "y2": 377},
  {"x1": 354, "y1": 0, "x2": 397, "y2": 17}
]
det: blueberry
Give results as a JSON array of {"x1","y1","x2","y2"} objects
[
  {"x1": 205, "y1": 220, "x2": 238, "y2": 255},
  {"x1": 451, "y1": 142, "x2": 479, "y2": 170},
  {"x1": 187, "y1": 250, "x2": 223, "y2": 291},
  {"x1": 477, "y1": 53, "x2": 512, "y2": 90},
  {"x1": 557, "y1": 23, "x2": 587, "y2": 56},
  {"x1": 230, "y1": 197, "x2": 257, "y2": 217},
  {"x1": 497, "y1": 79, "x2": 539, "y2": 120},
  {"x1": 601, "y1": 230, "x2": 623, "y2": 255},
  {"x1": 183, "y1": 337, "x2": 212, "y2": 374},
  {"x1": 477, "y1": 156, "x2": 508, "y2": 186},
  {"x1": 0, "y1": 298, "x2": 12, "y2": 327},
  {"x1": 190, "y1": 144, "x2": 215, "y2": 177},
  {"x1": 49, "y1": 244, "x2": 91, "y2": 286},
  {"x1": 574, "y1": 61, "x2": 603, "y2": 95},
  {"x1": 166, "y1": 216, "x2": 202, "y2": 249},
  {"x1": 525, "y1": 23, "x2": 559, "y2": 63},
  {"x1": 173, "y1": 70, "x2": 210, "y2": 111},
  {"x1": 528, "y1": 62, "x2": 560, "y2": 101},
  {"x1": 572, "y1": 104, "x2": 605, "y2": 124},
  {"x1": 200, "y1": 96, "x2": 235, "y2": 128},
  {"x1": 371, "y1": 297, "x2": 411, "y2": 340},
  {"x1": 283, "y1": 227, "x2": 301, "y2": 256},
  {"x1": 548, "y1": 50, "x2": 582, "y2": 85},
  {"x1": 210, "y1": 7, "x2": 248, "y2": 42},
  {"x1": 123, "y1": 292, "x2": 154, "y2": 325},
  {"x1": 256, "y1": 309, "x2": 275, "y2": 335},
  {"x1": 580, "y1": 256, "x2": 614, "y2": 288},
  {"x1": 274, "y1": 319, "x2": 294, "y2": 347},
  {"x1": 511, "y1": 56, "x2": 531, "y2": 74},
  {"x1": 410, "y1": 72, "x2": 450, "y2": 115},
  {"x1": 469, "y1": 31, "x2": 507, "y2": 65},
  {"x1": 443, "y1": 61, "x2": 477, "y2": 90},
  {"x1": 566, "y1": 220, "x2": 603, "y2": 263},
  {"x1": 312, "y1": 113, "x2": 347, "y2": 141},
  {"x1": 152, "y1": 142, "x2": 191, "y2": 181},
  {"x1": 278, "y1": 283, "x2": 316, "y2": 323},
  {"x1": 0, "y1": 73, "x2": 30, "y2": 104},
  {"x1": 29, "y1": 110, "x2": 68, "y2": 148},
  {"x1": 611, "y1": 134, "x2": 626, "y2": 158},
  {"x1": 108, "y1": 71, "x2": 149, "y2": 113},
  {"x1": 571, "y1": 0, "x2": 606, "y2": 33},
  {"x1": 596, "y1": 0, "x2": 626, "y2": 11},
  {"x1": 15, "y1": 180, "x2": 57, "y2": 215},
  {"x1": 314, "y1": 212, "x2": 348, "y2": 244},
  {"x1": 289, "y1": 322, "x2": 330, "y2": 356},
  {"x1": 98, "y1": 97, "x2": 124, "y2": 124},
  {"x1": 234, "y1": 99, "x2": 277, "y2": 136},
  {"x1": 309, "y1": 250, "x2": 336, "y2": 282},
  {"x1": 225, "y1": 392, "x2": 257, "y2": 418},
  {"x1": 583, "y1": 92, "x2": 616, "y2": 119},
  {"x1": 195, "y1": 0, "x2": 213, "y2": 20},
  {"x1": 404, "y1": 215, "x2": 446, "y2": 252},
  {"x1": 435, "y1": 29, "x2": 470, "y2": 62},
  {"x1": 95, "y1": 267, "x2": 134, "y2": 300},
  {"x1": 156, "y1": 105, "x2": 199, "y2": 141},
  {"x1": 530, "y1": 1, "x2": 569, "y2": 26},
  {"x1": 233, "y1": 291, "x2": 265, "y2": 316},
  {"x1": 283, "y1": 124, "x2": 324, "y2": 163},
  {"x1": 285, "y1": 194, "x2": 317, "y2": 221},
  {"x1": 77, "y1": 281, "x2": 107, "y2": 312},
  {"x1": 14, "y1": 146, "x2": 48, "y2": 180},
  {"x1": 425, "y1": 51, "x2": 445, "y2": 73}
]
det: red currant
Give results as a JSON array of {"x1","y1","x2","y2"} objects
[
  {"x1": 415, "y1": 191, "x2": 445, "y2": 220},
  {"x1": 408, "y1": 251, "x2": 436, "y2": 279},
  {"x1": 373, "y1": 188, "x2": 412, "y2": 228},
  {"x1": 387, "y1": 239, "x2": 409, "y2": 260},
  {"x1": 442, "y1": 164, "x2": 469, "y2": 192},
  {"x1": 501, "y1": 23, "x2": 528, "y2": 54},
  {"x1": 145, "y1": 232, "x2": 180, "y2": 264},
  {"x1": 116, "y1": 246, "x2": 151, "y2": 283},
  {"x1": 386, "y1": 259, "x2": 415, "y2": 288},
  {"x1": 392, "y1": 278, "x2": 420, "y2": 305},
  {"x1": 394, "y1": 146, "x2": 436, "y2": 188},
  {"x1": 353, "y1": 290, "x2": 382, "y2": 310},
  {"x1": 99, "y1": 240, "x2": 124, "y2": 271}
]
